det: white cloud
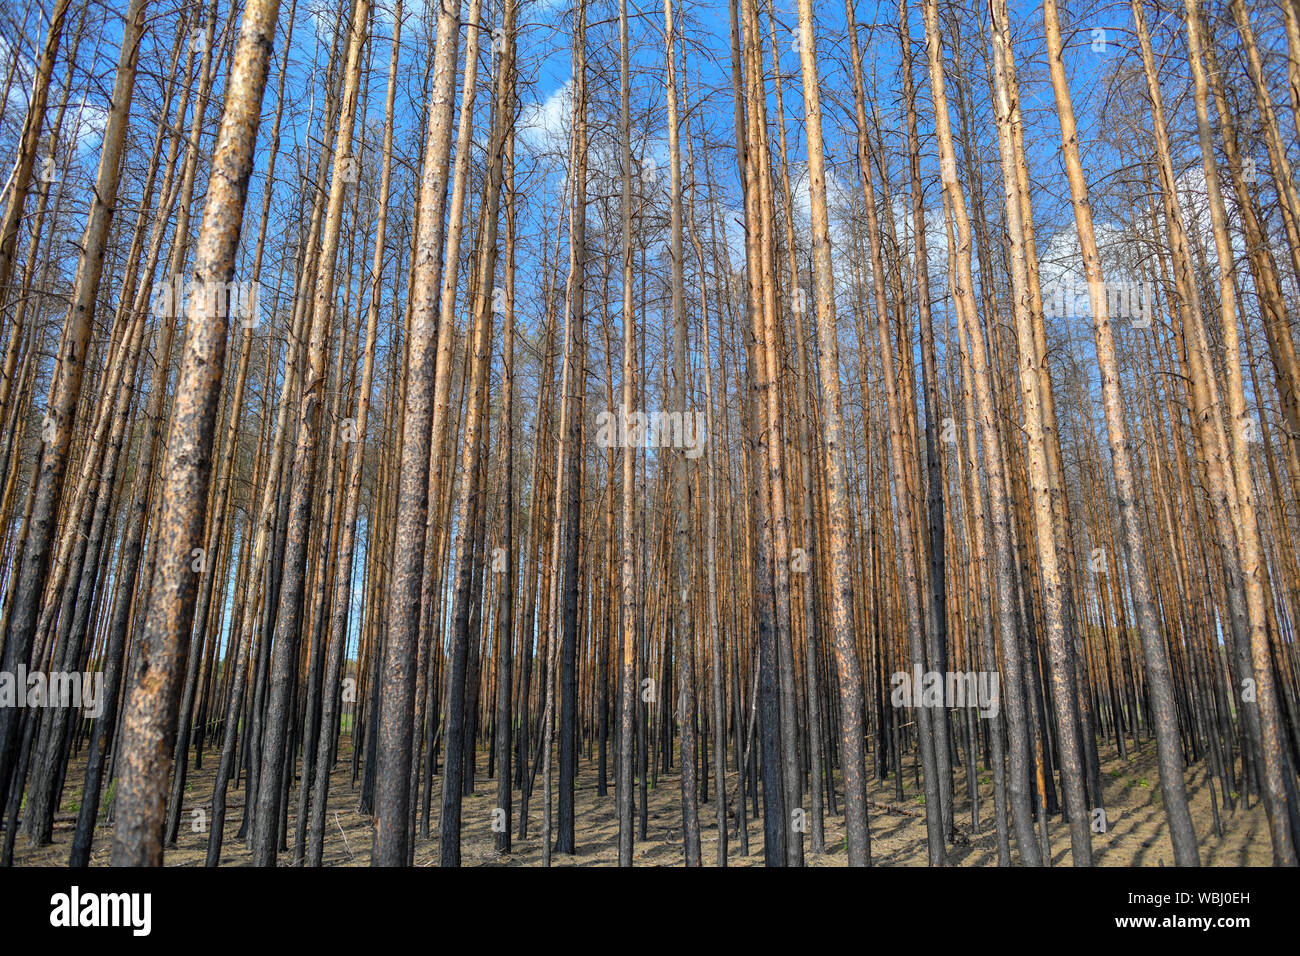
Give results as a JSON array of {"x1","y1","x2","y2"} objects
[
  {"x1": 68, "y1": 98, "x2": 109, "y2": 157},
  {"x1": 517, "y1": 79, "x2": 572, "y2": 156}
]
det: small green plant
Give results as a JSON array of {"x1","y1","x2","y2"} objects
[{"x1": 101, "y1": 780, "x2": 117, "y2": 820}]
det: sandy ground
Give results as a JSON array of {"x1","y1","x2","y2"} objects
[{"x1": 9, "y1": 733, "x2": 1272, "y2": 866}]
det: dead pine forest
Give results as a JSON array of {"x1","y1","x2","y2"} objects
[{"x1": 0, "y1": 0, "x2": 1297, "y2": 873}]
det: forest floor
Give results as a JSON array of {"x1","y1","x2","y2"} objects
[{"x1": 10, "y1": 732, "x2": 1272, "y2": 865}]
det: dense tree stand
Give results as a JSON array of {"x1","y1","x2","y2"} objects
[{"x1": 0, "y1": 0, "x2": 1297, "y2": 869}]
